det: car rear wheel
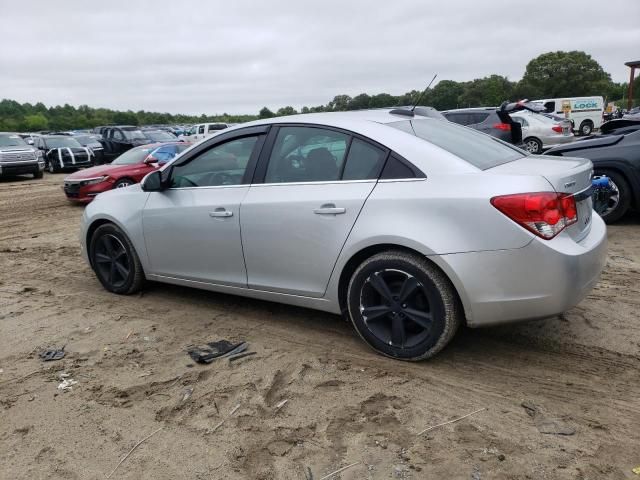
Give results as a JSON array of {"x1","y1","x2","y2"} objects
[
  {"x1": 114, "y1": 178, "x2": 134, "y2": 189},
  {"x1": 347, "y1": 250, "x2": 461, "y2": 361},
  {"x1": 594, "y1": 169, "x2": 631, "y2": 223},
  {"x1": 523, "y1": 137, "x2": 542, "y2": 154},
  {"x1": 47, "y1": 161, "x2": 58, "y2": 174},
  {"x1": 579, "y1": 120, "x2": 593, "y2": 136},
  {"x1": 90, "y1": 223, "x2": 144, "y2": 294}
]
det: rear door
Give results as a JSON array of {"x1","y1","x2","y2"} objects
[{"x1": 240, "y1": 125, "x2": 388, "y2": 297}]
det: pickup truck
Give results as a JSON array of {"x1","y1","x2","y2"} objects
[
  {"x1": 180, "y1": 122, "x2": 230, "y2": 142},
  {"x1": 0, "y1": 132, "x2": 44, "y2": 179}
]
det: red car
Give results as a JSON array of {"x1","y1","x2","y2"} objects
[{"x1": 63, "y1": 142, "x2": 191, "y2": 203}]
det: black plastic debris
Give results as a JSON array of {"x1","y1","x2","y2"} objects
[
  {"x1": 39, "y1": 346, "x2": 65, "y2": 362},
  {"x1": 187, "y1": 340, "x2": 248, "y2": 364}
]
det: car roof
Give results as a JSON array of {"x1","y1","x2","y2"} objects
[
  {"x1": 441, "y1": 107, "x2": 497, "y2": 113},
  {"x1": 220, "y1": 109, "x2": 480, "y2": 174}
]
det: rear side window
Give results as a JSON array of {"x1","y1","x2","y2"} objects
[
  {"x1": 264, "y1": 127, "x2": 348, "y2": 183},
  {"x1": 342, "y1": 138, "x2": 386, "y2": 180},
  {"x1": 380, "y1": 155, "x2": 416, "y2": 179},
  {"x1": 444, "y1": 113, "x2": 470, "y2": 125},
  {"x1": 388, "y1": 119, "x2": 524, "y2": 170},
  {"x1": 470, "y1": 112, "x2": 490, "y2": 124}
]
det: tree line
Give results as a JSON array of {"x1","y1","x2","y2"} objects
[{"x1": 1, "y1": 51, "x2": 637, "y2": 132}]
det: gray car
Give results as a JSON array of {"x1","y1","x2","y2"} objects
[{"x1": 80, "y1": 109, "x2": 607, "y2": 360}]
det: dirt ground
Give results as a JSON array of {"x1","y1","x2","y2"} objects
[{"x1": 0, "y1": 173, "x2": 638, "y2": 480}]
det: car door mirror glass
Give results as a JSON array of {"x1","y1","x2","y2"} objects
[{"x1": 141, "y1": 170, "x2": 163, "y2": 191}]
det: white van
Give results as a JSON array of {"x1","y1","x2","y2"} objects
[
  {"x1": 180, "y1": 122, "x2": 230, "y2": 141},
  {"x1": 531, "y1": 97, "x2": 604, "y2": 136}
]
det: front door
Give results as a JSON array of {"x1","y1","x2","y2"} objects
[
  {"x1": 241, "y1": 126, "x2": 388, "y2": 297},
  {"x1": 142, "y1": 133, "x2": 264, "y2": 286}
]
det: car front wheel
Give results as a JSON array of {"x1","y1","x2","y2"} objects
[
  {"x1": 579, "y1": 120, "x2": 593, "y2": 136},
  {"x1": 347, "y1": 250, "x2": 461, "y2": 361},
  {"x1": 594, "y1": 170, "x2": 631, "y2": 223},
  {"x1": 90, "y1": 223, "x2": 144, "y2": 294}
]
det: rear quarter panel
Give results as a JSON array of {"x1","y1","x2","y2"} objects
[{"x1": 324, "y1": 173, "x2": 550, "y2": 308}]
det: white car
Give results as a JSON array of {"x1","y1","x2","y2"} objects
[
  {"x1": 510, "y1": 111, "x2": 574, "y2": 154},
  {"x1": 180, "y1": 122, "x2": 231, "y2": 142}
]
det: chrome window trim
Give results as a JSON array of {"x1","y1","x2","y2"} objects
[{"x1": 378, "y1": 178, "x2": 427, "y2": 183}]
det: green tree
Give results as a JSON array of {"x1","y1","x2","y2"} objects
[
  {"x1": 259, "y1": 107, "x2": 274, "y2": 118},
  {"x1": 368, "y1": 93, "x2": 397, "y2": 108},
  {"x1": 22, "y1": 113, "x2": 49, "y2": 131},
  {"x1": 517, "y1": 51, "x2": 613, "y2": 99},
  {"x1": 327, "y1": 95, "x2": 352, "y2": 111},
  {"x1": 458, "y1": 75, "x2": 515, "y2": 107},
  {"x1": 428, "y1": 80, "x2": 465, "y2": 110},
  {"x1": 276, "y1": 106, "x2": 297, "y2": 116}
]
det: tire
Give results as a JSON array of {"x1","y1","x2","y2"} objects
[
  {"x1": 33, "y1": 168, "x2": 43, "y2": 179},
  {"x1": 523, "y1": 137, "x2": 543, "y2": 154},
  {"x1": 579, "y1": 120, "x2": 593, "y2": 136},
  {"x1": 594, "y1": 169, "x2": 631, "y2": 223},
  {"x1": 114, "y1": 178, "x2": 134, "y2": 189},
  {"x1": 47, "y1": 161, "x2": 58, "y2": 174},
  {"x1": 89, "y1": 223, "x2": 144, "y2": 294},
  {"x1": 347, "y1": 250, "x2": 461, "y2": 361}
]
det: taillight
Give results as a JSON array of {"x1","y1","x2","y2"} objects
[
  {"x1": 551, "y1": 125, "x2": 563, "y2": 133},
  {"x1": 491, "y1": 192, "x2": 578, "y2": 239},
  {"x1": 492, "y1": 123, "x2": 511, "y2": 131}
]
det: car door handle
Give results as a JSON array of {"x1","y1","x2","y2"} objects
[
  {"x1": 209, "y1": 208, "x2": 233, "y2": 218},
  {"x1": 313, "y1": 204, "x2": 346, "y2": 215}
]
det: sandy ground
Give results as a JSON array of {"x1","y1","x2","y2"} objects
[{"x1": 0, "y1": 173, "x2": 639, "y2": 480}]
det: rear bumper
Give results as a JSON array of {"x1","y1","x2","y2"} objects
[{"x1": 438, "y1": 214, "x2": 607, "y2": 327}]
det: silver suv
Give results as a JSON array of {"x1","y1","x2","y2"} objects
[{"x1": 0, "y1": 133, "x2": 44, "y2": 179}]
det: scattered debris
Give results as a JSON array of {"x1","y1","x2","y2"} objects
[
  {"x1": 632, "y1": 465, "x2": 640, "y2": 475},
  {"x1": 304, "y1": 466, "x2": 314, "y2": 480},
  {"x1": 417, "y1": 407, "x2": 486, "y2": 436},
  {"x1": 187, "y1": 340, "x2": 248, "y2": 364},
  {"x1": 39, "y1": 346, "x2": 65, "y2": 362},
  {"x1": 228, "y1": 351, "x2": 257, "y2": 362},
  {"x1": 230, "y1": 403, "x2": 241, "y2": 415},
  {"x1": 521, "y1": 401, "x2": 575, "y2": 436},
  {"x1": 138, "y1": 371, "x2": 153, "y2": 378},
  {"x1": 106, "y1": 425, "x2": 164, "y2": 479},
  {"x1": 319, "y1": 462, "x2": 360, "y2": 480},
  {"x1": 275, "y1": 399, "x2": 288, "y2": 411},
  {"x1": 181, "y1": 387, "x2": 194, "y2": 403},
  {"x1": 57, "y1": 375, "x2": 78, "y2": 392}
]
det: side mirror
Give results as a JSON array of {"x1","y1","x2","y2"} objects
[
  {"x1": 144, "y1": 156, "x2": 159, "y2": 164},
  {"x1": 141, "y1": 170, "x2": 165, "y2": 192}
]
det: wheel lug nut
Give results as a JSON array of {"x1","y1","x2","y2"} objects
[{"x1": 402, "y1": 304, "x2": 407, "y2": 308}]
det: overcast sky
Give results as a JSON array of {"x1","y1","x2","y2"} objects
[{"x1": 2, "y1": 0, "x2": 638, "y2": 115}]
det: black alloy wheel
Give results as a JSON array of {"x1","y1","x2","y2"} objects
[
  {"x1": 347, "y1": 251, "x2": 461, "y2": 360},
  {"x1": 90, "y1": 223, "x2": 144, "y2": 294}
]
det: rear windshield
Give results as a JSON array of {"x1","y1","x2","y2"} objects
[{"x1": 388, "y1": 119, "x2": 525, "y2": 170}]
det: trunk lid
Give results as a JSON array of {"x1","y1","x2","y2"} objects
[{"x1": 487, "y1": 155, "x2": 594, "y2": 241}]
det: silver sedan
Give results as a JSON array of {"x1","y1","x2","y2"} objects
[
  {"x1": 80, "y1": 109, "x2": 607, "y2": 360},
  {"x1": 511, "y1": 111, "x2": 575, "y2": 153}
]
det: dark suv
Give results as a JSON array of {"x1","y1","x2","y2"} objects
[
  {"x1": 442, "y1": 101, "x2": 544, "y2": 146},
  {"x1": 99, "y1": 126, "x2": 151, "y2": 162}
]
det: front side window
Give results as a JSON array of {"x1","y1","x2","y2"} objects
[
  {"x1": 171, "y1": 136, "x2": 258, "y2": 188},
  {"x1": 265, "y1": 127, "x2": 349, "y2": 183},
  {"x1": 123, "y1": 129, "x2": 147, "y2": 141},
  {"x1": 112, "y1": 130, "x2": 124, "y2": 141}
]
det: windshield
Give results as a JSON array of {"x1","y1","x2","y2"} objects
[
  {"x1": 0, "y1": 134, "x2": 28, "y2": 147},
  {"x1": 122, "y1": 129, "x2": 147, "y2": 141},
  {"x1": 112, "y1": 146, "x2": 155, "y2": 165},
  {"x1": 46, "y1": 137, "x2": 83, "y2": 148},
  {"x1": 143, "y1": 130, "x2": 176, "y2": 142},
  {"x1": 74, "y1": 135, "x2": 100, "y2": 145},
  {"x1": 388, "y1": 119, "x2": 525, "y2": 170}
]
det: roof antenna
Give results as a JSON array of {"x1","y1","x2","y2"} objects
[{"x1": 411, "y1": 74, "x2": 438, "y2": 112}]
